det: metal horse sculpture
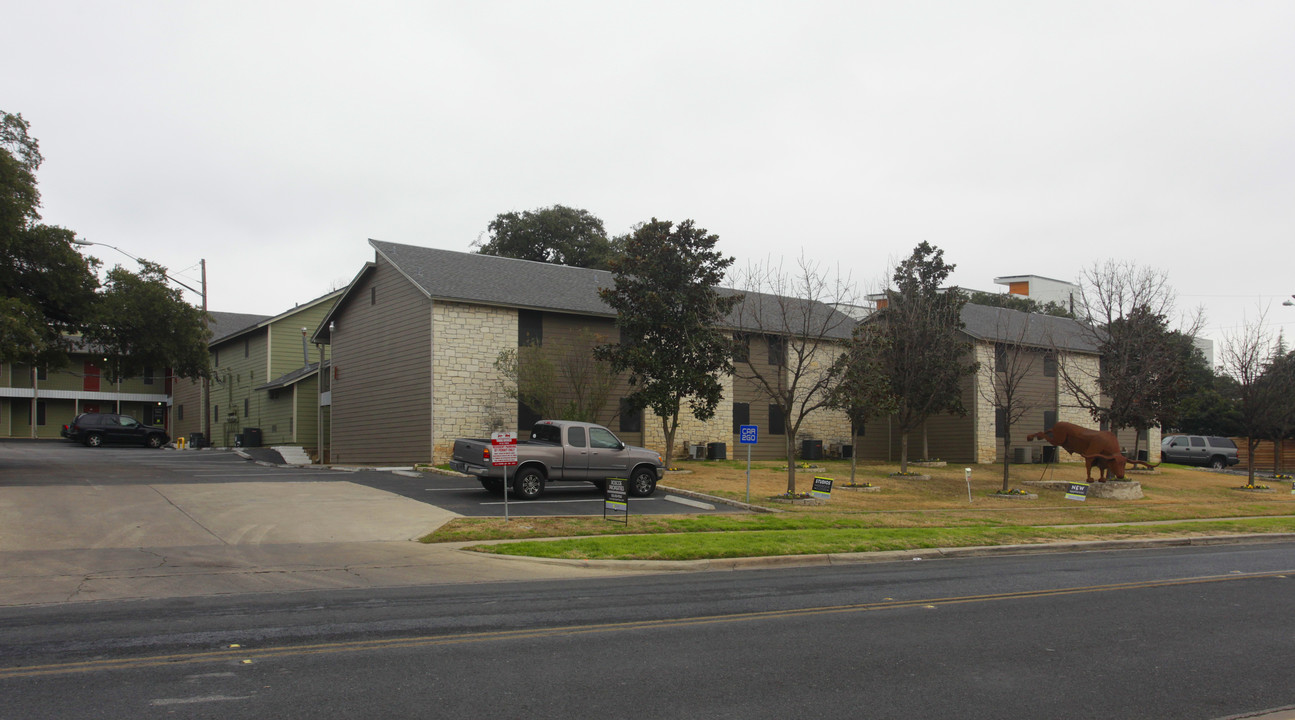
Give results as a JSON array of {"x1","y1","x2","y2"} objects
[{"x1": 1027, "y1": 422, "x2": 1158, "y2": 481}]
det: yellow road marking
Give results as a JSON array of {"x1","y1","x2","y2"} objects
[{"x1": 2, "y1": 570, "x2": 1289, "y2": 680}]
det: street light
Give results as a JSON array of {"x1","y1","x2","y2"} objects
[{"x1": 72, "y1": 239, "x2": 210, "y2": 443}]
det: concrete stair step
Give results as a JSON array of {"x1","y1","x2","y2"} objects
[{"x1": 272, "y1": 445, "x2": 314, "y2": 466}]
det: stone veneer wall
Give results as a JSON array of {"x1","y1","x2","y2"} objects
[
  {"x1": 790, "y1": 343, "x2": 852, "y2": 453},
  {"x1": 431, "y1": 302, "x2": 517, "y2": 464},
  {"x1": 642, "y1": 372, "x2": 734, "y2": 460},
  {"x1": 972, "y1": 341, "x2": 998, "y2": 464}
]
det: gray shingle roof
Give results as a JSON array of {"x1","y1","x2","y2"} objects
[
  {"x1": 368, "y1": 239, "x2": 856, "y2": 338},
  {"x1": 960, "y1": 303, "x2": 1098, "y2": 353},
  {"x1": 254, "y1": 362, "x2": 319, "y2": 392},
  {"x1": 208, "y1": 312, "x2": 271, "y2": 343}
]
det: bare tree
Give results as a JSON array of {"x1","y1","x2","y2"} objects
[
  {"x1": 1219, "y1": 309, "x2": 1278, "y2": 486},
  {"x1": 732, "y1": 255, "x2": 858, "y2": 494},
  {"x1": 827, "y1": 323, "x2": 896, "y2": 486},
  {"x1": 1058, "y1": 260, "x2": 1203, "y2": 458},
  {"x1": 977, "y1": 309, "x2": 1049, "y2": 492}
]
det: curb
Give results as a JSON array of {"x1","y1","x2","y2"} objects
[{"x1": 462, "y1": 532, "x2": 1295, "y2": 572}]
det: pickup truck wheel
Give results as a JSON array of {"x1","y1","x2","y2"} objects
[
  {"x1": 628, "y1": 467, "x2": 657, "y2": 497},
  {"x1": 480, "y1": 478, "x2": 505, "y2": 494},
  {"x1": 514, "y1": 468, "x2": 546, "y2": 500}
]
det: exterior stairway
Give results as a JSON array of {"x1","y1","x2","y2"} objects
[{"x1": 273, "y1": 445, "x2": 314, "y2": 466}]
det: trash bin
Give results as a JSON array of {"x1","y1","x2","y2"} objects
[
  {"x1": 801, "y1": 439, "x2": 823, "y2": 460},
  {"x1": 1042, "y1": 446, "x2": 1058, "y2": 463},
  {"x1": 706, "y1": 442, "x2": 727, "y2": 460},
  {"x1": 188, "y1": 432, "x2": 207, "y2": 449},
  {"x1": 841, "y1": 444, "x2": 853, "y2": 459},
  {"x1": 242, "y1": 427, "x2": 262, "y2": 448}
]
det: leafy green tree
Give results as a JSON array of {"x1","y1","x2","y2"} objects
[
  {"x1": 967, "y1": 290, "x2": 1073, "y2": 318},
  {"x1": 1256, "y1": 347, "x2": 1295, "y2": 473},
  {"x1": 1169, "y1": 371, "x2": 1243, "y2": 437},
  {"x1": 872, "y1": 242, "x2": 979, "y2": 473},
  {"x1": 474, "y1": 205, "x2": 616, "y2": 269},
  {"x1": 595, "y1": 218, "x2": 739, "y2": 463},
  {"x1": 0, "y1": 111, "x2": 99, "y2": 366},
  {"x1": 81, "y1": 261, "x2": 211, "y2": 381}
]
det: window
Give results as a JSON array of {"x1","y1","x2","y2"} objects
[
  {"x1": 994, "y1": 344, "x2": 1007, "y2": 373},
  {"x1": 531, "y1": 423, "x2": 561, "y2": 444},
  {"x1": 518, "y1": 401, "x2": 541, "y2": 430},
  {"x1": 619, "y1": 399, "x2": 642, "y2": 433},
  {"x1": 36, "y1": 366, "x2": 47, "y2": 381},
  {"x1": 1043, "y1": 410, "x2": 1057, "y2": 429},
  {"x1": 214, "y1": 349, "x2": 220, "y2": 368},
  {"x1": 1043, "y1": 354, "x2": 1057, "y2": 378},
  {"x1": 732, "y1": 334, "x2": 750, "y2": 363},
  {"x1": 178, "y1": 405, "x2": 184, "y2": 421},
  {"x1": 370, "y1": 286, "x2": 376, "y2": 305},
  {"x1": 518, "y1": 310, "x2": 543, "y2": 346},
  {"x1": 768, "y1": 405, "x2": 785, "y2": 435},
  {"x1": 143, "y1": 366, "x2": 154, "y2": 385},
  {"x1": 589, "y1": 427, "x2": 621, "y2": 449},
  {"x1": 767, "y1": 336, "x2": 786, "y2": 366},
  {"x1": 995, "y1": 408, "x2": 1006, "y2": 438},
  {"x1": 568, "y1": 427, "x2": 587, "y2": 448},
  {"x1": 244, "y1": 338, "x2": 249, "y2": 358},
  {"x1": 1190, "y1": 436, "x2": 1206, "y2": 447},
  {"x1": 243, "y1": 398, "x2": 249, "y2": 418},
  {"x1": 214, "y1": 405, "x2": 220, "y2": 423},
  {"x1": 36, "y1": 400, "x2": 45, "y2": 426},
  {"x1": 852, "y1": 418, "x2": 866, "y2": 437},
  {"x1": 732, "y1": 402, "x2": 750, "y2": 434}
]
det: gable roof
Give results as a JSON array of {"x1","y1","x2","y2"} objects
[
  {"x1": 960, "y1": 303, "x2": 1098, "y2": 353},
  {"x1": 208, "y1": 312, "x2": 272, "y2": 343},
  {"x1": 311, "y1": 239, "x2": 855, "y2": 341},
  {"x1": 211, "y1": 290, "x2": 344, "y2": 347}
]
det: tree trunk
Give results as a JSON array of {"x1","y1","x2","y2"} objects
[
  {"x1": 1249, "y1": 437, "x2": 1259, "y2": 485},
  {"x1": 661, "y1": 411, "x2": 679, "y2": 469},
  {"x1": 900, "y1": 432, "x2": 909, "y2": 474},
  {"x1": 849, "y1": 428, "x2": 858, "y2": 485},
  {"x1": 786, "y1": 433, "x2": 797, "y2": 494},
  {"x1": 1002, "y1": 430, "x2": 1011, "y2": 492},
  {"x1": 922, "y1": 424, "x2": 929, "y2": 461}
]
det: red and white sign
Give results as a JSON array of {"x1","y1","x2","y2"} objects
[{"x1": 491, "y1": 431, "x2": 518, "y2": 467}]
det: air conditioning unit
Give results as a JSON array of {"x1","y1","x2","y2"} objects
[
  {"x1": 690, "y1": 443, "x2": 705, "y2": 460},
  {"x1": 1013, "y1": 446, "x2": 1030, "y2": 464}
]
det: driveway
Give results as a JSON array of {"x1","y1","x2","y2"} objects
[{"x1": 0, "y1": 442, "x2": 657, "y2": 606}]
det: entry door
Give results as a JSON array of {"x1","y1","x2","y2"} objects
[{"x1": 83, "y1": 362, "x2": 100, "y2": 392}]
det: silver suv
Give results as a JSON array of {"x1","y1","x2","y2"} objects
[{"x1": 1161, "y1": 435, "x2": 1240, "y2": 469}]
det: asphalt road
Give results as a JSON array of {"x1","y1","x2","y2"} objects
[{"x1": 2, "y1": 542, "x2": 1295, "y2": 719}]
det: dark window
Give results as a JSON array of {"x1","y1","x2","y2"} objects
[
  {"x1": 243, "y1": 398, "x2": 249, "y2": 418},
  {"x1": 143, "y1": 366, "x2": 154, "y2": 385},
  {"x1": 518, "y1": 310, "x2": 543, "y2": 346},
  {"x1": 767, "y1": 336, "x2": 786, "y2": 366},
  {"x1": 36, "y1": 400, "x2": 45, "y2": 426},
  {"x1": 618, "y1": 324, "x2": 632, "y2": 346},
  {"x1": 733, "y1": 334, "x2": 750, "y2": 363},
  {"x1": 214, "y1": 349, "x2": 220, "y2": 368},
  {"x1": 1207, "y1": 436, "x2": 1235, "y2": 449},
  {"x1": 619, "y1": 399, "x2": 642, "y2": 433},
  {"x1": 1043, "y1": 354, "x2": 1057, "y2": 377},
  {"x1": 590, "y1": 427, "x2": 621, "y2": 449},
  {"x1": 568, "y1": 427, "x2": 587, "y2": 448},
  {"x1": 518, "y1": 401, "x2": 541, "y2": 431},
  {"x1": 244, "y1": 338, "x2": 249, "y2": 358},
  {"x1": 1043, "y1": 410, "x2": 1057, "y2": 429},
  {"x1": 768, "y1": 405, "x2": 785, "y2": 435},
  {"x1": 214, "y1": 405, "x2": 220, "y2": 423},
  {"x1": 36, "y1": 366, "x2": 47, "y2": 381},
  {"x1": 178, "y1": 405, "x2": 184, "y2": 421},
  {"x1": 995, "y1": 408, "x2": 1006, "y2": 438},
  {"x1": 531, "y1": 423, "x2": 561, "y2": 444},
  {"x1": 1190, "y1": 436, "x2": 1206, "y2": 447},
  {"x1": 994, "y1": 344, "x2": 1007, "y2": 373},
  {"x1": 732, "y1": 402, "x2": 750, "y2": 434},
  {"x1": 852, "y1": 418, "x2": 866, "y2": 437},
  {"x1": 370, "y1": 286, "x2": 376, "y2": 305}
]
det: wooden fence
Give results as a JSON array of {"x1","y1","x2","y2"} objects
[{"x1": 1232, "y1": 438, "x2": 1295, "y2": 473}]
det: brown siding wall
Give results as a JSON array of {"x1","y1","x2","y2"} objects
[
  {"x1": 732, "y1": 334, "x2": 793, "y2": 461},
  {"x1": 331, "y1": 261, "x2": 433, "y2": 464}
]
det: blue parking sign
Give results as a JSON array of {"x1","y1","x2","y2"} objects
[{"x1": 739, "y1": 425, "x2": 758, "y2": 444}]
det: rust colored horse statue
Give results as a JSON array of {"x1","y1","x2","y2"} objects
[{"x1": 1026, "y1": 422, "x2": 1157, "y2": 481}]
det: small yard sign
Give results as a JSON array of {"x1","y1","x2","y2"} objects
[
  {"x1": 811, "y1": 476, "x2": 833, "y2": 500},
  {"x1": 604, "y1": 478, "x2": 629, "y2": 524},
  {"x1": 1065, "y1": 482, "x2": 1090, "y2": 502}
]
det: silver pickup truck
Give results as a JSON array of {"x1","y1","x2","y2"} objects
[{"x1": 450, "y1": 420, "x2": 665, "y2": 500}]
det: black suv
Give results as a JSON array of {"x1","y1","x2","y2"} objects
[
  {"x1": 1161, "y1": 434, "x2": 1240, "y2": 469},
  {"x1": 63, "y1": 413, "x2": 170, "y2": 448}
]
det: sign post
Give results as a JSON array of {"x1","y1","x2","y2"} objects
[
  {"x1": 491, "y1": 431, "x2": 518, "y2": 521},
  {"x1": 739, "y1": 425, "x2": 758, "y2": 504}
]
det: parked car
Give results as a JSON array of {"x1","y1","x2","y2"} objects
[
  {"x1": 450, "y1": 420, "x2": 665, "y2": 500},
  {"x1": 1160, "y1": 434, "x2": 1240, "y2": 469},
  {"x1": 63, "y1": 413, "x2": 170, "y2": 448}
]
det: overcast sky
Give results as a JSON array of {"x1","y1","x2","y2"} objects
[{"x1": 6, "y1": 1, "x2": 1293, "y2": 352}]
